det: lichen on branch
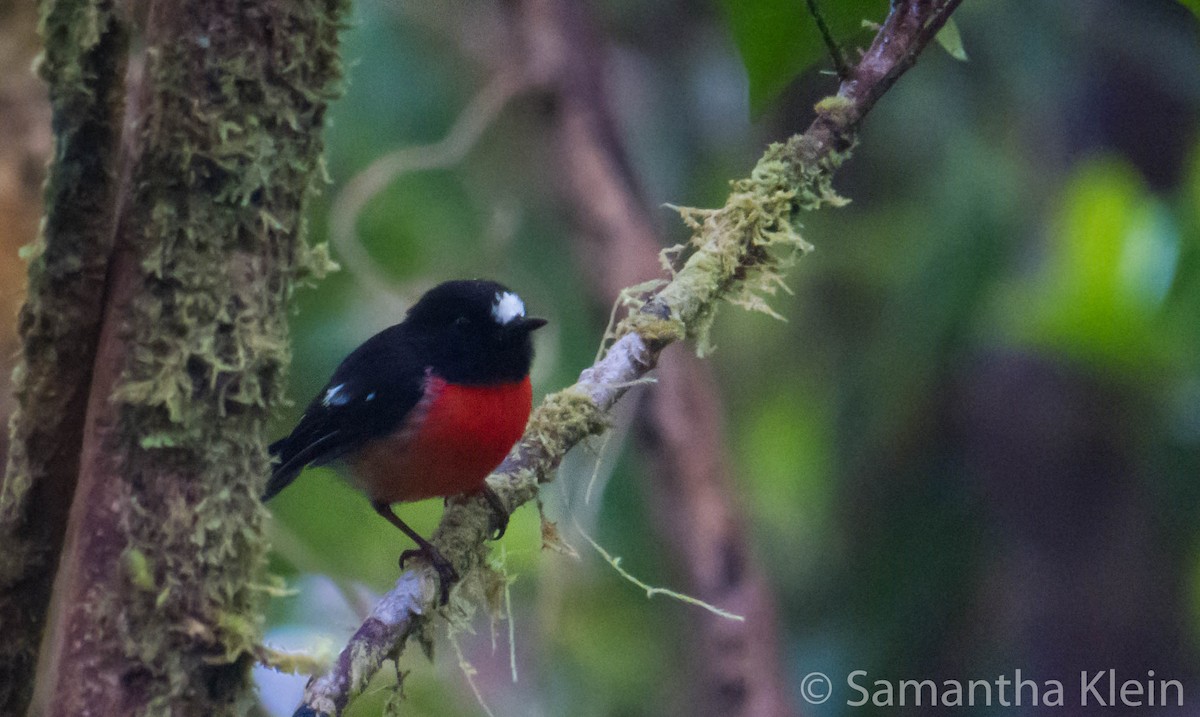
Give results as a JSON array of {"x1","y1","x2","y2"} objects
[{"x1": 635, "y1": 136, "x2": 849, "y2": 354}]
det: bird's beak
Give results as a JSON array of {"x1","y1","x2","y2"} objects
[{"x1": 519, "y1": 317, "x2": 548, "y2": 332}]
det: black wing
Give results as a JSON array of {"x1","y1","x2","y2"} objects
[{"x1": 263, "y1": 325, "x2": 426, "y2": 501}]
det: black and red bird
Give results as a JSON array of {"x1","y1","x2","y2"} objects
[{"x1": 264, "y1": 279, "x2": 546, "y2": 600}]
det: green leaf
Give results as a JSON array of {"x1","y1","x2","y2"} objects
[
  {"x1": 1006, "y1": 158, "x2": 1182, "y2": 371},
  {"x1": 140, "y1": 432, "x2": 178, "y2": 449},
  {"x1": 934, "y1": 18, "x2": 968, "y2": 62},
  {"x1": 717, "y1": 0, "x2": 885, "y2": 117},
  {"x1": 1176, "y1": 0, "x2": 1200, "y2": 22}
]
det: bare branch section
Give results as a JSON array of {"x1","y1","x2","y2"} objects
[{"x1": 294, "y1": 1, "x2": 963, "y2": 714}]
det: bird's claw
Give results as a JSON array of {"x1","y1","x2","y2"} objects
[
  {"x1": 487, "y1": 510, "x2": 508, "y2": 541},
  {"x1": 481, "y1": 487, "x2": 509, "y2": 540}
]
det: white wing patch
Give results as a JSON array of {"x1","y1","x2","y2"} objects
[
  {"x1": 322, "y1": 383, "x2": 351, "y2": 407},
  {"x1": 491, "y1": 291, "x2": 526, "y2": 325}
]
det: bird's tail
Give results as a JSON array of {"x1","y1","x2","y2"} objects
[{"x1": 262, "y1": 437, "x2": 304, "y2": 502}]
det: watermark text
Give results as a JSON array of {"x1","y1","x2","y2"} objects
[{"x1": 796, "y1": 670, "x2": 1184, "y2": 708}]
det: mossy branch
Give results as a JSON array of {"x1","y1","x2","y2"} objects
[
  {"x1": 293, "y1": 1, "x2": 962, "y2": 714},
  {"x1": 6, "y1": 0, "x2": 348, "y2": 715}
]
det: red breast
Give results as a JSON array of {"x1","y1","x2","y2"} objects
[{"x1": 349, "y1": 375, "x2": 532, "y2": 503}]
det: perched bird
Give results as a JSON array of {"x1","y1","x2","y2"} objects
[{"x1": 264, "y1": 279, "x2": 546, "y2": 601}]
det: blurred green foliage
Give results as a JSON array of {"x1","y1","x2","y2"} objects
[
  {"x1": 999, "y1": 160, "x2": 1170, "y2": 371},
  {"x1": 934, "y1": 18, "x2": 969, "y2": 62}
]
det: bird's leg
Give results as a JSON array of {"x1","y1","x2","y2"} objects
[
  {"x1": 372, "y1": 500, "x2": 457, "y2": 604},
  {"x1": 480, "y1": 486, "x2": 509, "y2": 540}
]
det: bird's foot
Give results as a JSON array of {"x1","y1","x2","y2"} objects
[
  {"x1": 374, "y1": 500, "x2": 458, "y2": 604},
  {"x1": 399, "y1": 544, "x2": 458, "y2": 605}
]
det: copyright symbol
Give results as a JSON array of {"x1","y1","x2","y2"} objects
[{"x1": 800, "y1": 672, "x2": 831, "y2": 704}]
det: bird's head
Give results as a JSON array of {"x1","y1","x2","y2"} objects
[{"x1": 405, "y1": 279, "x2": 547, "y2": 383}]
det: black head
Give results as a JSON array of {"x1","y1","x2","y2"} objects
[{"x1": 404, "y1": 279, "x2": 547, "y2": 384}]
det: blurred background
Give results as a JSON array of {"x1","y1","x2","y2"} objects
[{"x1": 4, "y1": 0, "x2": 1200, "y2": 715}]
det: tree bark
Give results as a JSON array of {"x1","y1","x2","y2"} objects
[
  {"x1": 0, "y1": 2, "x2": 129, "y2": 709},
  {"x1": 1, "y1": 1, "x2": 345, "y2": 715}
]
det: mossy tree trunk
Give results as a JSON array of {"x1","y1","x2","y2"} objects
[{"x1": 0, "y1": 1, "x2": 345, "y2": 714}]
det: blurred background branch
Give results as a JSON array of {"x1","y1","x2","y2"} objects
[{"x1": 329, "y1": 70, "x2": 530, "y2": 300}]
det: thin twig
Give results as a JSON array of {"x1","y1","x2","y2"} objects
[
  {"x1": 805, "y1": 0, "x2": 851, "y2": 80},
  {"x1": 575, "y1": 521, "x2": 746, "y2": 621}
]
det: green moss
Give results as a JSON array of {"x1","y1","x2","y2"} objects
[
  {"x1": 814, "y1": 94, "x2": 856, "y2": 126},
  {"x1": 527, "y1": 389, "x2": 610, "y2": 461},
  {"x1": 122, "y1": 548, "x2": 156, "y2": 593},
  {"x1": 94, "y1": 3, "x2": 350, "y2": 709},
  {"x1": 644, "y1": 137, "x2": 847, "y2": 355},
  {"x1": 616, "y1": 313, "x2": 687, "y2": 346}
]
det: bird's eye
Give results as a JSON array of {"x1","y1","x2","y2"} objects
[{"x1": 454, "y1": 316, "x2": 470, "y2": 327}]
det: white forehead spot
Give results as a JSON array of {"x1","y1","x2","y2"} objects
[
  {"x1": 491, "y1": 291, "x2": 526, "y2": 325},
  {"x1": 322, "y1": 383, "x2": 350, "y2": 407}
]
